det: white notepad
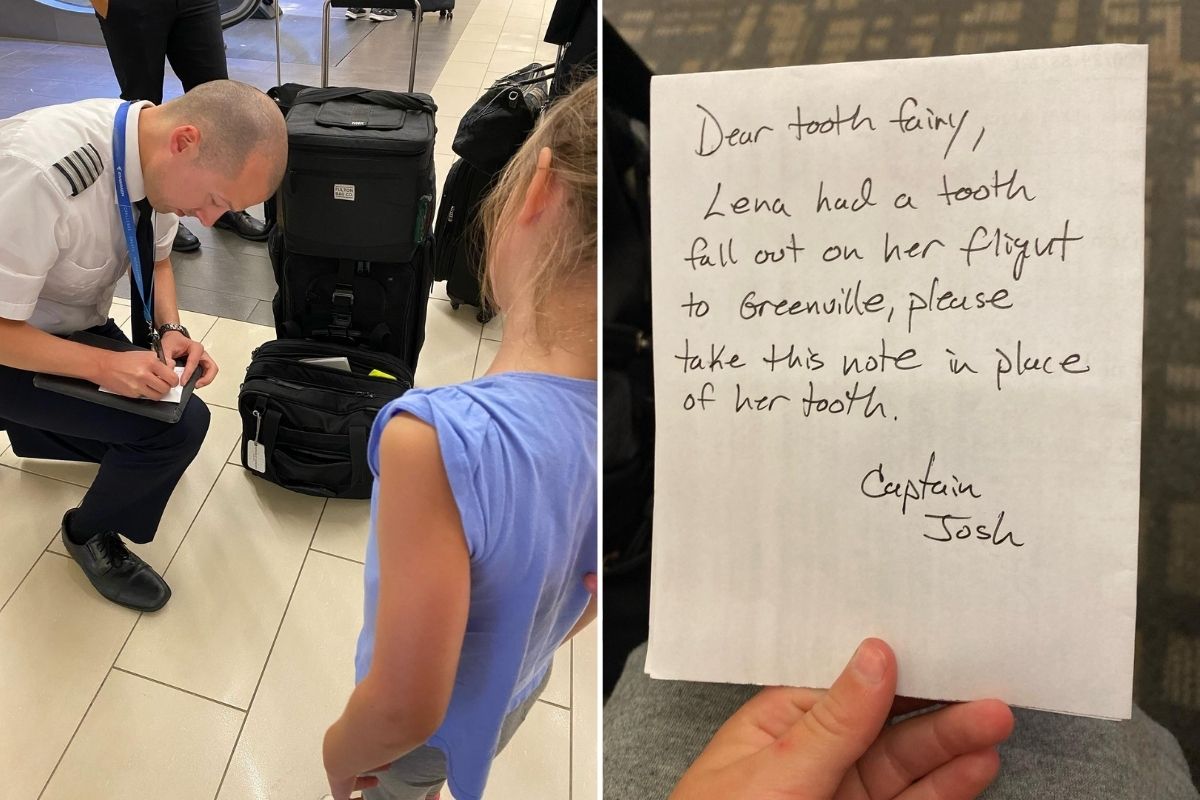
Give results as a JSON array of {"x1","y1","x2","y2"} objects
[
  {"x1": 100, "y1": 366, "x2": 185, "y2": 404},
  {"x1": 647, "y1": 44, "x2": 1146, "y2": 720}
]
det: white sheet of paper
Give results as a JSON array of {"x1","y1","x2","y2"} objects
[
  {"x1": 647, "y1": 45, "x2": 1146, "y2": 719},
  {"x1": 99, "y1": 366, "x2": 185, "y2": 404}
]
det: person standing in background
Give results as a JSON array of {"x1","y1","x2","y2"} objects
[
  {"x1": 344, "y1": 8, "x2": 399, "y2": 21},
  {"x1": 88, "y1": 0, "x2": 271, "y2": 252}
]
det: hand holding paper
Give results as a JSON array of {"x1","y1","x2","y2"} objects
[
  {"x1": 161, "y1": 329, "x2": 219, "y2": 388},
  {"x1": 99, "y1": 366, "x2": 185, "y2": 403},
  {"x1": 95, "y1": 348, "x2": 181, "y2": 399},
  {"x1": 671, "y1": 639, "x2": 1014, "y2": 800}
]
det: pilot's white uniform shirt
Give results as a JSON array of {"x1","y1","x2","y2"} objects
[{"x1": 0, "y1": 99, "x2": 178, "y2": 335}]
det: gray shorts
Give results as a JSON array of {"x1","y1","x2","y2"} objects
[{"x1": 363, "y1": 668, "x2": 551, "y2": 800}]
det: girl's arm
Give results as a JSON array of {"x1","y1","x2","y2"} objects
[
  {"x1": 564, "y1": 591, "x2": 597, "y2": 641},
  {"x1": 324, "y1": 414, "x2": 471, "y2": 789}
]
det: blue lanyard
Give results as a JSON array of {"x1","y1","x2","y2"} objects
[{"x1": 112, "y1": 101, "x2": 154, "y2": 334}]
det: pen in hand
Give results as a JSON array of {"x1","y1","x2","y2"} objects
[{"x1": 150, "y1": 331, "x2": 169, "y2": 369}]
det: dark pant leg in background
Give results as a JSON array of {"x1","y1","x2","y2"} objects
[
  {"x1": 165, "y1": 0, "x2": 228, "y2": 92},
  {"x1": 96, "y1": 0, "x2": 228, "y2": 103},
  {"x1": 95, "y1": 0, "x2": 173, "y2": 104},
  {"x1": 0, "y1": 320, "x2": 210, "y2": 544}
]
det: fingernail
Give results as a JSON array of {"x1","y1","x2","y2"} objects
[{"x1": 852, "y1": 640, "x2": 887, "y2": 684}]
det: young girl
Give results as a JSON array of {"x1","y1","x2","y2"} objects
[{"x1": 322, "y1": 77, "x2": 598, "y2": 800}]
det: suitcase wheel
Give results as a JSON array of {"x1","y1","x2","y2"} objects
[
  {"x1": 450, "y1": 300, "x2": 461, "y2": 310},
  {"x1": 476, "y1": 308, "x2": 493, "y2": 324},
  {"x1": 440, "y1": 9, "x2": 451, "y2": 18}
]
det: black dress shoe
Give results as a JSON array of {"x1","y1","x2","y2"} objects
[
  {"x1": 215, "y1": 210, "x2": 270, "y2": 241},
  {"x1": 61, "y1": 512, "x2": 171, "y2": 612},
  {"x1": 173, "y1": 222, "x2": 201, "y2": 253}
]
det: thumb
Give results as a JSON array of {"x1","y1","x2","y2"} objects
[{"x1": 756, "y1": 639, "x2": 897, "y2": 797}]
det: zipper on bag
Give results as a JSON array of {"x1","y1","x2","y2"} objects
[{"x1": 260, "y1": 376, "x2": 376, "y2": 398}]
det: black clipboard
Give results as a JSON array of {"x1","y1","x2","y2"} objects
[{"x1": 33, "y1": 331, "x2": 204, "y2": 423}]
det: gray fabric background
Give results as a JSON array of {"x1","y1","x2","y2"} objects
[{"x1": 605, "y1": 643, "x2": 1200, "y2": 799}]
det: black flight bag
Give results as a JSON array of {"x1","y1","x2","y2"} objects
[
  {"x1": 279, "y1": 87, "x2": 437, "y2": 263},
  {"x1": 238, "y1": 339, "x2": 413, "y2": 499}
]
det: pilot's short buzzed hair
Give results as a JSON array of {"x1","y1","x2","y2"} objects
[{"x1": 160, "y1": 79, "x2": 287, "y2": 189}]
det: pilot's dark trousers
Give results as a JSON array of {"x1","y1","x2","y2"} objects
[
  {"x1": 95, "y1": 0, "x2": 229, "y2": 106},
  {"x1": 0, "y1": 319, "x2": 210, "y2": 544}
]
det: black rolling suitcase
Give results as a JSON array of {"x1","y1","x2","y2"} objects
[
  {"x1": 242, "y1": 0, "x2": 435, "y2": 496},
  {"x1": 267, "y1": 0, "x2": 435, "y2": 366},
  {"x1": 413, "y1": 0, "x2": 453, "y2": 18},
  {"x1": 433, "y1": 158, "x2": 496, "y2": 323}
]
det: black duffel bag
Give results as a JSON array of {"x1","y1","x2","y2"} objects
[
  {"x1": 238, "y1": 339, "x2": 413, "y2": 499},
  {"x1": 453, "y1": 63, "x2": 551, "y2": 174}
]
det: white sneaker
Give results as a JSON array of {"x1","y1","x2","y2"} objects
[
  {"x1": 369, "y1": 7, "x2": 398, "y2": 20},
  {"x1": 344, "y1": 7, "x2": 368, "y2": 18}
]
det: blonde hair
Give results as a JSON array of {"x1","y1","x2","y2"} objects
[{"x1": 479, "y1": 76, "x2": 597, "y2": 345}]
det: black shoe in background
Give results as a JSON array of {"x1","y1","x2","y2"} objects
[
  {"x1": 215, "y1": 210, "x2": 270, "y2": 242},
  {"x1": 173, "y1": 222, "x2": 201, "y2": 253},
  {"x1": 61, "y1": 511, "x2": 172, "y2": 612}
]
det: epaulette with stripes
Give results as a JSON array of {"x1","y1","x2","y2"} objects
[{"x1": 51, "y1": 143, "x2": 105, "y2": 197}]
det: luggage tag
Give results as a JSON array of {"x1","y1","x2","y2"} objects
[{"x1": 247, "y1": 409, "x2": 267, "y2": 474}]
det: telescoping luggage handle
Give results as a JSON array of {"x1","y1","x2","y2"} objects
[
  {"x1": 497, "y1": 66, "x2": 555, "y2": 88},
  {"x1": 321, "y1": 0, "x2": 423, "y2": 92}
]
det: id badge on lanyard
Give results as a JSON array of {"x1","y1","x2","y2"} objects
[{"x1": 112, "y1": 101, "x2": 161, "y2": 358}]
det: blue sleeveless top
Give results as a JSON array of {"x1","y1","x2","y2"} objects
[{"x1": 355, "y1": 371, "x2": 597, "y2": 800}]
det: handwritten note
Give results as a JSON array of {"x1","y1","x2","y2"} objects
[
  {"x1": 646, "y1": 45, "x2": 1146, "y2": 719},
  {"x1": 100, "y1": 366, "x2": 185, "y2": 404}
]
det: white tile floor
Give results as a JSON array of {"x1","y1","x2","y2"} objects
[{"x1": 0, "y1": 0, "x2": 596, "y2": 796}]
